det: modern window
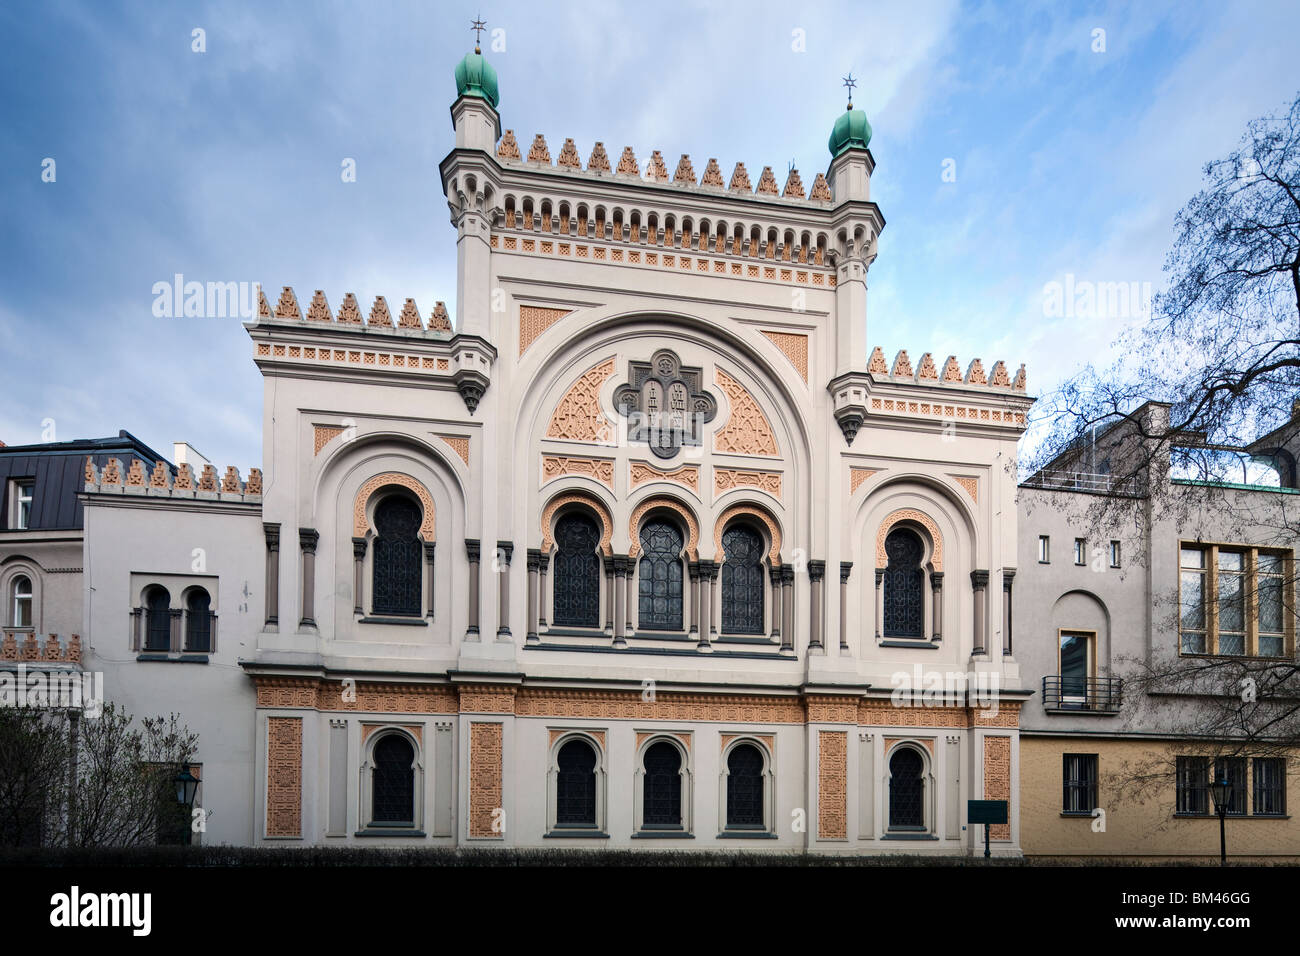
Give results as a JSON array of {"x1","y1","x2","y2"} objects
[
  {"x1": 184, "y1": 588, "x2": 212, "y2": 653},
  {"x1": 1038, "y1": 535, "x2": 1050, "y2": 564},
  {"x1": 720, "y1": 523, "x2": 765, "y2": 635},
  {"x1": 1073, "y1": 538, "x2": 1086, "y2": 566},
  {"x1": 1180, "y1": 544, "x2": 1290, "y2": 657},
  {"x1": 555, "y1": 738, "x2": 598, "y2": 828},
  {"x1": 637, "y1": 519, "x2": 684, "y2": 631},
  {"x1": 882, "y1": 527, "x2": 925, "y2": 639},
  {"x1": 1215, "y1": 757, "x2": 1248, "y2": 816},
  {"x1": 144, "y1": 586, "x2": 171, "y2": 652},
  {"x1": 724, "y1": 743, "x2": 765, "y2": 829},
  {"x1": 371, "y1": 733, "x2": 416, "y2": 825},
  {"x1": 1109, "y1": 540, "x2": 1121, "y2": 568},
  {"x1": 371, "y1": 495, "x2": 422, "y2": 617},
  {"x1": 1059, "y1": 631, "x2": 1092, "y2": 704},
  {"x1": 888, "y1": 747, "x2": 925, "y2": 830},
  {"x1": 1176, "y1": 756, "x2": 1209, "y2": 815},
  {"x1": 641, "y1": 740, "x2": 684, "y2": 829},
  {"x1": 1063, "y1": 754, "x2": 1098, "y2": 814},
  {"x1": 10, "y1": 575, "x2": 33, "y2": 628},
  {"x1": 551, "y1": 512, "x2": 602, "y2": 628},
  {"x1": 1253, "y1": 758, "x2": 1286, "y2": 816},
  {"x1": 14, "y1": 481, "x2": 34, "y2": 530}
]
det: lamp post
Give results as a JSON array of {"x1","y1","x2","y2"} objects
[
  {"x1": 174, "y1": 764, "x2": 199, "y2": 846},
  {"x1": 1209, "y1": 773, "x2": 1232, "y2": 866}
]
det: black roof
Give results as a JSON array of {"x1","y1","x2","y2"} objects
[{"x1": 0, "y1": 430, "x2": 173, "y2": 532}]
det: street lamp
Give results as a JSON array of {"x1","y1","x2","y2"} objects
[
  {"x1": 174, "y1": 764, "x2": 199, "y2": 846},
  {"x1": 1209, "y1": 773, "x2": 1233, "y2": 866}
]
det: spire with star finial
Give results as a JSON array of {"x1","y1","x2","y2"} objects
[{"x1": 842, "y1": 72, "x2": 857, "y2": 109}]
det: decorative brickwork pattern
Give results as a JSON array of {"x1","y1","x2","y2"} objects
[
  {"x1": 545, "y1": 357, "x2": 616, "y2": 442},
  {"x1": 849, "y1": 467, "x2": 880, "y2": 494},
  {"x1": 867, "y1": 346, "x2": 889, "y2": 374},
  {"x1": 818, "y1": 731, "x2": 848, "y2": 839},
  {"x1": 701, "y1": 158, "x2": 724, "y2": 187},
  {"x1": 755, "y1": 166, "x2": 780, "y2": 196},
  {"x1": 497, "y1": 129, "x2": 521, "y2": 160},
  {"x1": 782, "y1": 168, "x2": 805, "y2": 198},
  {"x1": 314, "y1": 425, "x2": 345, "y2": 455},
  {"x1": 949, "y1": 475, "x2": 979, "y2": 502},
  {"x1": 809, "y1": 173, "x2": 832, "y2": 201},
  {"x1": 469, "y1": 722, "x2": 503, "y2": 837},
  {"x1": 646, "y1": 150, "x2": 669, "y2": 182},
  {"x1": 984, "y1": 735, "x2": 1011, "y2": 839},
  {"x1": 428, "y1": 301, "x2": 452, "y2": 332},
  {"x1": 714, "y1": 468, "x2": 782, "y2": 499},
  {"x1": 807, "y1": 696, "x2": 859, "y2": 723},
  {"x1": 397, "y1": 298, "x2": 423, "y2": 329},
  {"x1": 274, "y1": 286, "x2": 301, "y2": 320},
  {"x1": 875, "y1": 508, "x2": 944, "y2": 571},
  {"x1": 942, "y1": 356, "x2": 963, "y2": 382},
  {"x1": 965, "y1": 359, "x2": 987, "y2": 385},
  {"x1": 760, "y1": 330, "x2": 809, "y2": 382},
  {"x1": 0, "y1": 633, "x2": 80, "y2": 662},
  {"x1": 337, "y1": 292, "x2": 363, "y2": 323},
  {"x1": 438, "y1": 434, "x2": 470, "y2": 465},
  {"x1": 672, "y1": 154, "x2": 696, "y2": 185},
  {"x1": 266, "y1": 717, "x2": 302, "y2": 837},
  {"x1": 587, "y1": 142, "x2": 611, "y2": 173},
  {"x1": 515, "y1": 689, "x2": 806, "y2": 723},
  {"x1": 629, "y1": 461, "x2": 699, "y2": 492},
  {"x1": 543, "y1": 455, "x2": 614, "y2": 489},
  {"x1": 616, "y1": 147, "x2": 639, "y2": 176},
  {"x1": 126, "y1": 460, "x2": 145, "y2": 486},
  {"x1": 917, "y1": 352, "x2": 939, "y2": 381},
  {"x1": 527, "y1": 134, "x2": 551, "y2": 164},
  {"x1": 368, "y1": 296, "x2": 392, "y2": 328},
  {"x1": 729, "y1": 162, "x2": 751, "y2": 192},
  {"x1": 352, "y1": 472, "x2": 436, "y2": 538},
  {"x1": 556, "y1": 137, "x2": 581, "y2": 168},
  {"x1": 459, "y1": 685, "x2": 518, "y2": 714},
  {"x1": 713, "y1": 368, "x2": 779, "y2": 456},
  {"x1": 518, "y1": 305, "x2": 573, "y2": 354},
  {"x1": 306, "y1": 290, "x2": 332, "y2": 323},
  {"x1": 892, "y1": 350, "x2": 913, "y2": 378}
]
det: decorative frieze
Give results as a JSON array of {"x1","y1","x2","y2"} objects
[
  {"x1": 546, "y1": 357, "x2": 616, "y2": 442},
  {"x1": 818, "y1": 731, "x2": 848, "y2": 839},
  {"x1": 714, "y1": 467, "x2": 782, "y2": 499},
  {"x1": 266, "y1": 716, "x2": 302, "y2": 838},
  {"x1": 629, "y1": 461, "x2": 700, "y2": 492},
  {"x1": 542, "y1": 454, "x2": 615, "y2": 489},
  {"x1": 760, "y1": 330, "x2": 809, "y2": 382},
  {"x1": 713, "y1": 368, "x2": 779, "y2": 456}
]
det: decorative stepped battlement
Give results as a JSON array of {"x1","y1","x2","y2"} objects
[
  {"x1": 253, "y1": 287, "x2": 455, "y2": 334},
  {"x1": 84, "y1": 457, "x2": 263, "y2": 502},
  {"x1": 866, "y1": 347, "x2": 1028, "y2": 392},
  {"x1": 0, "y1": 631, "x2": 82, "y2": 664}
]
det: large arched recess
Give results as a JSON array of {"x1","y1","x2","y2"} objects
[
  {"x1": 515, "y1": 310, "x2": 812, "y2": 559},
  {"x1": 310, "y1": 431, "x2": 468, "y2": 646}
]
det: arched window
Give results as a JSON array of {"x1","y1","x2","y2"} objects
[
  {"x1": 638, "y1": 519, "x2": 684, "y2": 631},
  {"x1": 11, "y1": 575, "x2": 32, "y2": 628},
  {"x1": 720, "y1": 524, "x2": 765, "y2": 634},
  {"x1": 552, "y1": 512, "x2": 601, "y2": 628},
  {"x1": 185, "y1": 588, "x2": 212, "y2": 653},
  {"x1": 889, "y1": 747, "x2": 925, "y2": 829},
  {"x1": 642, "y1": 741, "x2": 683, "y2": 828},
  {"x1": 726, "y1": 743, "x2": 765, "y2": 828},
  {"x1": 555, "y1": 738, "x2": 598, "y2": 827},
  {"x1": 371, "y1": 734, "x2": 415, "y2": 824},
  {"x1": 145, "y1": 587, "x2": 171, "y2": 652},
  {"x1": 372, "y1": 495, "x2": 422, "y2": 617},
  {"x1": 883, "y1": 527, "x2": 925, "y2": 638}
]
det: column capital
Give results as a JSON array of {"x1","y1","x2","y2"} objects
[
  {"x1": 930, "y1": 570, "x2": 944, "y2": 588},
  {"x1": 781, "y1": 565, "x2": 796, "y2": 585},
  {"x1": 263, "y1": 522, "x2": 281, "y2": 550},
  {"x1": 970, "y1": 569, "x2": 989, "y2": 590},
  {"x1": 1002, "y1": 568, "x2": 1016, "y2": 589},
  {"x1": 352, "y1": 536, "x2": 367, "y2": 559},
  {"x1": 465, "y1": 538, "x2": 481, "y2": 562},
  {"x1": 839, "y1": 561, "x2": 853, "y2": 583},
  {"x1": 298, "y1": 528, "x2": 318, "y2": 554},
  {"x1": 526, "y1": 548, "x2": 542, "y2": 571},
  {"x1": 423, "y1": 541, "x2": 436, "y2": 559},
  {"x1": 807, "y1": 559, "x2": 826, "y2": 583},
  {"x1": 495, "y1": 540, "x2": 514, "y2": 565}
]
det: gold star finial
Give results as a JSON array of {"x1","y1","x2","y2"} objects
[
  {"x1": 471, "y1": 17, "x2": 487, "y2": 53},
  {"x1": 842, "y1": 73, "x2": 857, "y2": 109}
]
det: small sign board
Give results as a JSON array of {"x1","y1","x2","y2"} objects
[{"x1": 967, "y1": 800, "x2": 1008, "y2": 825}]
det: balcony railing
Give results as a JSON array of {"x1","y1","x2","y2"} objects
[
  {"x1": 1021, "y1": 469, "x2": 1144, "y2": 497},
  {"x1": 1042, "y1": 675, "x2": 1123, "y2": 712}
]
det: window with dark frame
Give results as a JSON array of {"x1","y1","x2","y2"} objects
[
  {"x1": 555, "y1": 738, "x2": 598, "y2": 828},
  {"x1": 1062, "y1": 753, "x2": 1098, "y2": 814},
  {"x1": 1073, "y1": 538, "x2": 1086, "y2": 565},
  {"x1": 1180, "y1": 544, "x2": 1288, "y2": 657},
  {"x1": 184, "y1": 588, "x2": 212, "y2": 653},
  {"x1": 720, "y1": 524, "x2": 765, "y2": 635},
  {"x1": 1253, "y1": 758, "x2": 1286, "y2": 816},
  {"x1": 551, "y1": 512, "x2": 602, "y2": 628},
  {"x1": 637, "y1": 520, "x2": 684, "y2": 631},
  {"x1": 11, "y1": 575, "x2": 32, "y2": 628},
  {"x1": 888, "y1": 747, "x2": 925, "y2": 829},
  {"x1": 641, "y1": 740, "x2": 683, "y2": 828},
  {"x1": 882, "y1": 527, "x2": 925, "y2": 639},
  {"x1": 1215, "y1": 757, "x2": 1248, "y2": 815},
  {"x1": 1109, "y1": 540, "x2": 1121, "y2": 568},
  {"x1": 1176, "y1": 756, "x2": 1209, "y2": 815},
  {"x1": 371, "y1": 734, "x2": 415, "y2": 825},
  {"x1": 144, "y1": 586, "x2": 171, "y2": 652},
  {"x1": 371, "y1": 495, "x2": 423, "y2": 617},
  {"x1": 1038, "y1": 535, "x2": 1050, "y2": 563},
  {"x1": 725, "y1": 743, "x2": 765, "y2": 829},
  {"x1": 15, "y1": 481, "x2": 33, "y2": 530}
]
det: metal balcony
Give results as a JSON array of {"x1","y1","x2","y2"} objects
[{"x1": 1041, "y1": 675, "x2": 1123, "y2": 712}]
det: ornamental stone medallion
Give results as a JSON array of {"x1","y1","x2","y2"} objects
[{"x1": 613, "y1": 349, "x2": 717, "y2": 459}]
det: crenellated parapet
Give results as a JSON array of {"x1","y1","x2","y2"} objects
[
  {"x1": 255, "y1": 286, "x2": 455, "y2": 335},
  {"x1": 1, "y1": 630, "x2": 82, "y2": 664},
  {"x1": 84, "y1": 457, "x2": 263, "y2": 503}
]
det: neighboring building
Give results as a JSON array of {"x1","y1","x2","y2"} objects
[
  {"x1": 70, "y1": 42, "x2": 1036, "y2": 853},
  {"x1": 1016, "y1": 402, "x2": 1300, "y2": 861}
]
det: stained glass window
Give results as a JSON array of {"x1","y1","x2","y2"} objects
[
  {"x1": 372, "y1": 734, "x2": 415, "y2": 824},
  {"x1": 883, "y1": 528, "x2": 925, "y2": 638},
  {"x1": 638, "y1": 520, "x2": 684, "y2": 631},
  {"x1": 556, "y1": 739, "x2": 597, "y2": 827},
  {"x1": 372, "y1": 495, "x2": 422, "y2": 617},
  {"x1": 721, "y1": 524, "x2": 765, "y2": 634},
  {"x1": 889, "y1": 747, "x2": 924, "y2": 829},
  {"x1": 642, "y1": 741, "x2": 682, "y2": 827},
  {"x1": 552, "y1": 513, "x2": 601, "y2": 627},
  {"x1": 726, "y1": 744, "x2": 764, "y2": 828}
]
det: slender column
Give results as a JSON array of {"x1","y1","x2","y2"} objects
[
  {"x1": 839, "y1": 562, "x2": 852, "y2": 651},
  {"x1": 263, "y1": 522, "x2": 280, "y2": 628},
  {"x1": 807, "y1": 560, "x2": 826, "y2": 652},
  {"x1": 495, "y1": 541, "x2": 513, "y2": 639},
  {"x1": 538, "y1": 553, "x2": 549, "y2": 630},
  {"x1": 874, "y1": 569, "x2": 885, "y2": 641},
  {"x1": 465, "y1": 539, "x2": 481, "y2": 638},
  {"x1": 612, "y1": 557, "x2": 628, "y2": 648},
  {"x1": 352, "y1": 537, "x2": 366, "y2": 615},
  {"x1": 688, "y1": 561, "x2": 701, "y2": 638},
  {"x1": 169, "y1": 608, "x2": 183, "y2": 653},
  {"x1": 780, "y1": 565, "x2": 795, "y2": 655},
  {"x1": 930, "y1": 571, "x2": 944, "y2": 642},
  {"x1": 526, "y1": 549, "x2": 541, "y2": 644},
  {"x1": 706, "y1": 560, "x2": 719, "y2": 639},
  {"x1": 424, "y1": 542, "x2": 437, "y2": 619},
  {"x1": 696, "y1": 560, "x2": 713, "y2": 649},
  {"x1": 1002, "y1": 569, "x2": 1015, "y2": 656},
  {"x1": 769, "y1": 564, "x2": 783, "y2": 643},
  {"x1": 971, "y1": 570, "x2": 989, "y2": 656},
  {"x1": 299, "y1": 528, "x2": 319, "y2": 629},
  {"x1": 604, "y1": 556, "x2": 614, "y2": 633},
  {"x1": 130, "y1": 608, "x2": 142, "y2": 652},
  {"x1": 625, "y1": 557, "x2": 635, "y2": 637}
]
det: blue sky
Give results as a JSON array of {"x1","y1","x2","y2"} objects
[{"x1": 2, "y1": 0, "x2": 1297, "y2": 470}]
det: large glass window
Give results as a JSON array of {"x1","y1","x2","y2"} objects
[
  {"x1": 11, "y1": 575, "x2": 32, "y2": 628},
  {"x1": 882, "y1": 528, "x2": 925, "y2": 639},
  {"x1": 1179, "y1": 548, "x2": 1207, "y2": 654},
  {"x1": 551, "y1": 513, "x2": 601, "y2": 628},
  {"x1": 1059, "y1": 632, "x2": 1091, "y2": 702},
  {"x1": 1181, "y1": 544, "x2": 1289, "y2": 657},
  {"x1": 1259, "y1": 553, "x2": 1285, "y2": 658},
  {"x1": 642, "y1": 741, "x2": 683, "y2": 828},
  {"x1": 555, "y1": 739, "x2": 598, "y2": 828},
  {"x1": 637, "y1": 520, "x2": 684, "y2": 631},
  {"x1": 888, "y1": 747, "x2": 925, "y2": 829},
  {"x1": 371, "y1": 495, "x2": 422, "y2": 617},
  {"x1": 371, "y1": 734, "x2": 415, "y2": 824},
  {"x1": 725, "y1": 744, "x2": 764, "y2": 829},
  {"x1": 1216, "y1": 552, "x2": 1245, "y2": 655},
  {"x1": 720, "y1": 524, "x2": 765, "y2": 635},
  {"x1": 1063, "y1": 754, "x2": 1098, "y2": 814}
]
